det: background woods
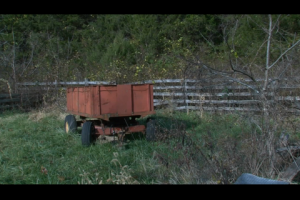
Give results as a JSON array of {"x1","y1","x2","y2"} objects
[{"x1": 1, "y1": 14, "x2": 299, "y2": 89}]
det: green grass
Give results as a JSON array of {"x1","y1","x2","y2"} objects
[
  {"x1": 0, "y1": 107, "x2": 298, "y2": 184},
  {"x1": 0, "y1": 108, "x2": 162, "y2": 184}
]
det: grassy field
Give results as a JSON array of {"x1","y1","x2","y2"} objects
[{"x1": 0, "y1": 105, "x2": 299, "y2": 184}]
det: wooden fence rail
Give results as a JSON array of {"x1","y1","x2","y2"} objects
[
  {"x1": 16, "y1": 77, "x2": 300, "y2": 114},
  {"x1": 0, "y1": 92, "x2": 43, "y2": 111}
]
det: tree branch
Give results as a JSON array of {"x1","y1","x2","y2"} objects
[
  {"x1": 199, "y1": 61, "x2": 260, "y2": 94},
  {"x1": 180, "y1": 55, "x2": 260, "y2": 94},
  {"x1": 267, "y1": 39, "x2": 300, "y2": 70},
  {"x1": 224, "y1": 32, "x2": 257, "y2": 82},
  {"x1": 263, "y1": 14, "x2": 273, "y2": 91}
]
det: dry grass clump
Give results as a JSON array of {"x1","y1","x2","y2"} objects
[
  {"x1": 28, "y1": 96, "x2": 67, "y2": 122},
  {"x1": 78, "y1": 152, "x2": 140, "y2": 184},
  {"x1": 149, "y1": 111, "x2": 300, "y2": 184},
  {"x1": 28, "y1": 105, "x2": 66, "y2": 122}
]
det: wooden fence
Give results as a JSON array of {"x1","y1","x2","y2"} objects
[
  {"x1": 16, "y1": 77, "x2": 300, "y2": 114},
  {"x1": 152, "y1": 79, "x2": 299, "y2": 112},
  {"x1": 0, "y1": 92, "x2": 43, "y2": 111}
]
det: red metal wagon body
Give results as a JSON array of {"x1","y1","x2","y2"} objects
[{"x1": 64, "y1": 84, "x2": 156, "y2": 146}]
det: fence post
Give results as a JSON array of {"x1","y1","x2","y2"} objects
[
  {"x1": 54, "y1": 79, "x2": 58, "y2": 98},
  {"x1": 199, "y1": 95, "x2": 205, "y2": 118},
  {"x1": 185, "y1": 79, "x2": 189, "y2": 115}
]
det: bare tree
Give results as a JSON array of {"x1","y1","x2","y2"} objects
[{"x1": 181, "y1": 14, "x2": 300, "y2": 178}]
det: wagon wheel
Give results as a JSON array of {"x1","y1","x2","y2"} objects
[
  {"x1": 146, "y1": 119, "x2": 156, "y2": 141},
  {"x1": 81, "y1": 121, "x2": 96, "y2": 147},
  {"x1": 65, "y1": 115, "x2": 77, "y2": 133}
]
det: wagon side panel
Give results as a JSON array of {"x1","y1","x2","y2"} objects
[
  {"x1": 92, "y1": 86, "x2": 101, "y2": 116},
  {"x1": 132, "y1": 84, "x2": 151, "y2": 113},
  {"x1": 78, "y1": 87, "x2": 86, "y2": 114},
  {"x1": 117, "y1": 84, "x2": 133, "y2": 116},
  {"x1": 72, "y1": 87, "x2": 79, "y2": 113},
  {"x1": 100, "y1": 86, "x2": 117, "y2": 114},
  {"x1": 85, "y1": 87, "x2": 92, "y2": 116},
  {"x1": 150, "y1": 84, "x2": 154, "y2": 111}
]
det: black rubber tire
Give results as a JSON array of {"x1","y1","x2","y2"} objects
[
  {"x1": 65, "y1": 115, "x2": 77, "y2": 133},
  {"x1": 146, "y1": 119, "x2": 156, "y2": 141},
  {"x1": 81, "y1": 121, "x2": 96, "y2": 147}
]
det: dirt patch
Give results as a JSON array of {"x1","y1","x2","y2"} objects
[
  {"x1": 97, "y1": 135, "x2": 118, "y2": 144},
  {"x1": 95, "y1": 135, "x2": 134, "y2": 150}
]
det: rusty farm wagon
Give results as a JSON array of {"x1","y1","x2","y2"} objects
[{"x1": 64, "y1": 83, "x2": 156, "y2": 146}]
